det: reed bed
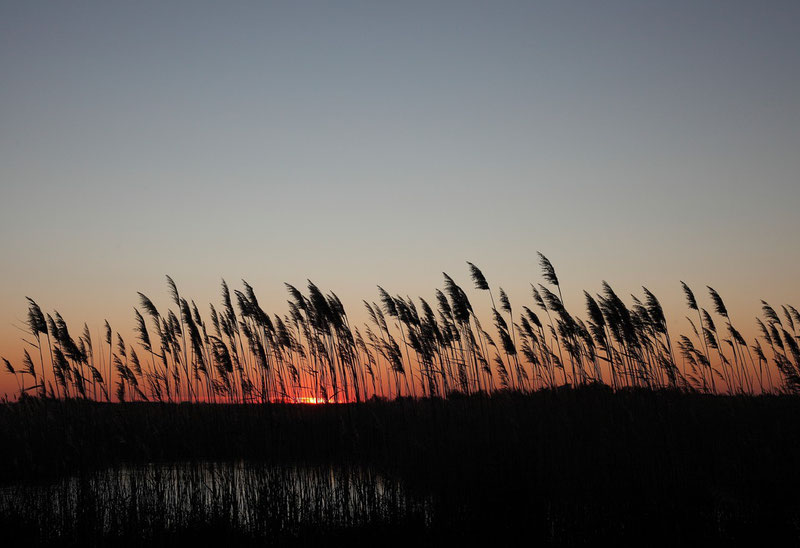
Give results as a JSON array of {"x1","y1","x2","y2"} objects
[
  {"x1": 2, "y1": 256, "x2": 797, "y2": 403},
  {"x1": 2, "y1": 259, "x2": 800, "y2": 543}
]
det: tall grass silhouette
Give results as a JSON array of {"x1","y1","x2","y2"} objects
[
  {"x1": 2, "y1": 257, "x2": 800, "y2": 545},
  {"x1": 3, "y1": 255, "x2": 798, "y2": 403}
]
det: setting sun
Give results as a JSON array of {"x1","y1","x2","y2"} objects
[{"x1": 296, "y1": 396, "x2": 327, "y2": 405}]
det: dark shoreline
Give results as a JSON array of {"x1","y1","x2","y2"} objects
[{"x1": 2, "y1": 387, "x2": 800, "y2": 544}]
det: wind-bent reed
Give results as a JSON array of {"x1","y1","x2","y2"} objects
[{"x1": 3, "y1": 256, "x2": 799, "y2": 403}]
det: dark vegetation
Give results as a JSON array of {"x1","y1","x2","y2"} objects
[
  {"x1": 2, "y1": 389, "x2": 800, "y2": 545},
  {"x1": 2, "y1": 256, "x2": 799, "y2": 545}
]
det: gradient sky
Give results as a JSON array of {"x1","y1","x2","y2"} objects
[{"x1": 1, "y1": 1, "x2": 799, "y2": 396}]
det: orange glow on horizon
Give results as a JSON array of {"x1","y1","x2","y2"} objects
[{"x1": 295, "y1": 396, "x2": 328, "y2": 405}]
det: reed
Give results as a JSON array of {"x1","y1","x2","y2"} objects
[{"x1": 3, "y1": 259, "x2": 799, "y2": 403}]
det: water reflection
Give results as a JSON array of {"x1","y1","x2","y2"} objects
[{"x1": 0, "y1": 462, "x2": 431, "y2": 540}]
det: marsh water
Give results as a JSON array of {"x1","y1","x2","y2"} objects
[{"x1": 0, "y1": 462, "x2": 431, "y2": 542}]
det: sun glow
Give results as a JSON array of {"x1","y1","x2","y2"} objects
[{"x1": 296, "y1": 396, "x2": 328, "y2": 405}]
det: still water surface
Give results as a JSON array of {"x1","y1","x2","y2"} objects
[{"x1": 0, "y1": 462, "x2": 431, "y2": 538}]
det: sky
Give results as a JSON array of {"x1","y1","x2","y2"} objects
[{"x1": 1, "y1": 1, "x2": 799, "y2": 397}]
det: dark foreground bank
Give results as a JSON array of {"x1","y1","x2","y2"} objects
[{"x1": 1, "y1": 386, "x2": 800, "y2": 545}]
